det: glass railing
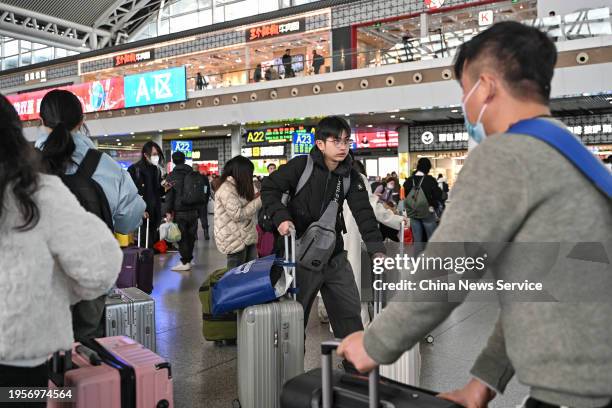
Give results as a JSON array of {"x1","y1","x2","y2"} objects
[{"x1": 182, "y1": 7, "x2": 611, "y2": 92}]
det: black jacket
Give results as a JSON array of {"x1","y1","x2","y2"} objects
[
  {"x1": 261, "y1": 147, "x2": 385, "y2": 256},
  {"x1": 128, "y1": 160, "x2": 163, "y2": 214},
  {"x1": 163, "y1": 164, "x2": 200, "y2": 213},
  {"x1": 403, "y1": 174, "x2": 443, "y2": 207}
]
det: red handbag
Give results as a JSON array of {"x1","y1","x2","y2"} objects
[
  {"x1": 153, "y1": 240, "x2": 168, "y2": 254},
  {"x1": 403, "y1": 226, "x2": 414, "y2": 245}
]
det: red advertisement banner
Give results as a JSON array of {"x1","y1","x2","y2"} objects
[{"x1": 7, "y1": 77, "x2": 125, "y2": 121}]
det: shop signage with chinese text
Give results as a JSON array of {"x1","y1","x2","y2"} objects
[
  {"x1": 245, "y1": 18, "x2": 306, "y2": 42},
  {"x1": 113, "y1": 49, "x2": 155, "y2": 67}
]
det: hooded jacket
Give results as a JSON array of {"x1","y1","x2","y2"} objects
[{"x1": 261, "y1": 147, "x2": 385, "y2": 257}]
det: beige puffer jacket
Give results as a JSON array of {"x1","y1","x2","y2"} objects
[{"x1": 214, "y1": 177, "x2": 262, "y2": 255}]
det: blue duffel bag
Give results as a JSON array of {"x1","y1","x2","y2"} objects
[{"x1": 212, "y1": 255, "x2": 294, "y2": 316}]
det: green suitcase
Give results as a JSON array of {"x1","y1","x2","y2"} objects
[{"x1": 199, "y1": 267, "x2": 237, "y2": 345}]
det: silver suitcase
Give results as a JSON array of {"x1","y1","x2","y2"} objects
[
  {"x1": 237, "y1": 230, "x2": 304, "y2": 408},
  {"x1": 104, "y1": 287, "x2": 156, "y2": 352},
  {"x1": 375, "y1": 221, "x2": 421, "y2": 386}
]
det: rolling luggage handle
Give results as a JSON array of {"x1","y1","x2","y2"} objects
[
  {"x1": 374, "y1": 221, "x2": 406, "y2": 317},
  {"x1": 284, "y1": 228, "x2": 297, "y2": 300},
  {"x1": 137, "y1": 218, "x2": 150, "y2": 249},
  {"x1": 321, "y1": 340, "x2": 379, "y2": 408}
]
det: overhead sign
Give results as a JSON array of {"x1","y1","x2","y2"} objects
[
  {"x1": 479, "y1": 10, "x2": 494, "y2": 26},
  {"x1": 113, "y1": 49, "x2": 155, "y2": 67},
  {"x1": 242, "y1": 145, "x2": 285, "y2": 157},
  {"x1": 246, "y1": 18, "x2": 306, "y2": 42},
  {"x1": 293, "y1": 132, "x2": 314, "y2": 156},
  {"x1": 8, "y1": 77, "x2": 125, "y2": 121},
  {"x1": 424, "y1": 0, "x2": 445, "y2": 10},
  {"x1": 124, "y1": 66, "x2": 187, "y2": 108},
  {"x1": 245, "y1": 125, "x2": 315, "y2": 145},
  {"x1": 171, "y1": 140, "x2": 193, "y2": 161}
]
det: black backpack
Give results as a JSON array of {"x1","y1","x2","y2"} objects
[
  {"x1": 61, "y1": 149, "x2": 113, "y2": 231},
  {"x1": 181, "y1": 171, "x2": 207, "y2": 206}
]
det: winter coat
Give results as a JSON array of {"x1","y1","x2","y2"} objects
[
  {"x1": 214, "y1": 177, "x2": 262, "y2": 255},
  {"x1": 403, "y1": 172, "x2": 443, "y2": 207},
  {"x1": 35, "y1": 131, "x2": 146, "y2": 234},
  {"x1": 0, "y1": 175, "x2": 122, "y2": 363},
  {"x1": 261, "y1": 147, "x2": 385, "y2": 257},
  {"x1": 163, "y1": 164, "x2": 201, "y2": 213}
]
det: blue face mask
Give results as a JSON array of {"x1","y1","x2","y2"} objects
[{"x1": 462, "y1": 79, "x2": 488, "y2": 145}]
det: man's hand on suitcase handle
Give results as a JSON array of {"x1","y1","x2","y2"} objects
[
  {"x1": 337, "y1": 331, "x2": 378, "y2": 374},
  {"x1": 278, "y1": 220, "x2": 295, "y2": 236},
  {"x1": 438, "y1": 378, "x2": 496, "y2": 408}
]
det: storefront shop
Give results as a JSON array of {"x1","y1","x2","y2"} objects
[
  {"x1": 408, "y1": 122, "x2": 468, "y2": 186},
  {"x1": 79, "y1": 11, "x2": 331, "y2": 91},
  {"x1": 564, "y1": 113, "x2": 612, "y2": 163}
]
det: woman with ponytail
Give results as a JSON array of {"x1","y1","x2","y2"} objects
[
  {"x1": 0, "y1": 93, "x2": 122, "y2": 398},
  {"x1": 36, "y1": 89, "x2": 145, "y2": 342},
  {"x1": 37, "y1": 89, "x2": 146, "y2": 234}
]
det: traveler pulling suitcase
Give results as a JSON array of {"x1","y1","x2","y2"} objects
[
  {"x1": 117, "y1": 219, "x2": 155, "y2": 294},
  {"x1": 105, "y1": 287, "x2": 157, "y2": 352},
  {"x1": 48, "y1": 336, "x2": 173, "y2": 408},
  {"x1": 235, "y1": 229, "x2": 304, "y2": 408},
  {"x1": 280, "y1": 340, "x2": 461, "y2": 408},
  {"x1": 376, "y1": 221, "x2": 421, "y2": 386}
]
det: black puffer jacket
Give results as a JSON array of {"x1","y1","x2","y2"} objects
[
  {"x1": 261, "y1": 147, "x2": 385, "y2": 256},
  {"x1": 163, "y1": 164, "x2": 200, "y2": 213}
]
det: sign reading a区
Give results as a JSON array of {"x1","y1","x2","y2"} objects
[
  {"x1": 245, "y1": 19, "x2": 306, "y2": 42},
  {"x1": 124, "y1": 66, "x2": 187, "y2": 108}
]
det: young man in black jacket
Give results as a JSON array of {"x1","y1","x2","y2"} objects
[
  {"x1": 261, "y1": 116, "x2": 386, "y2": 342},
  {"x1": 164, "y1": 151, "x2": 200, "y2": 271}
]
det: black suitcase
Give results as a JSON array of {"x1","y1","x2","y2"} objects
[{"x1": 281, "y1": 340, "x2": 462, "y2": 408}]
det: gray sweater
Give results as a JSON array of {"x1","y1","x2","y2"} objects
[{"x1": 364, "y1": 122, "x2": 612, "y2": 408}]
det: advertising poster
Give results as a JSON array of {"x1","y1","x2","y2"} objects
[{"x1": 8, "y1": 77, "x2": 125, "y2": 121}]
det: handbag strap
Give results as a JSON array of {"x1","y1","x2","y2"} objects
[{"x1": 509, "y1": 118, "x2": 611, "y2": 198}]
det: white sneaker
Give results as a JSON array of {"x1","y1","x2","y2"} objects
[{"x1": 171, "y1": 262, "x2": 191, "y2": 271}]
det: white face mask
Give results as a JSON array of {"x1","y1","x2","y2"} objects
[
  {"x1": 150, "y1": 155, "x2": 160, "y2": 166},
  {"x1": 386, "y1": 183, "x2": 394, "y2": 190}
]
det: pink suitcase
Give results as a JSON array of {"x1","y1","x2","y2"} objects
[{"x1": 48, "y1": 336, "x2": 173, "y2": 408}]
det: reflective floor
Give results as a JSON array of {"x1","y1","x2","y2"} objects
[{"x1": 151, "y1": 216, "x2": 528, "y2": 408}]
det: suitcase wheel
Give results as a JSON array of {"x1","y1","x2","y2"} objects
[
  {"x1": 232, "y1": 399, "x2": 241, "y2": 408},
  {"x1": 425, "y1": 334, "x2": 435, "y2": 344},
  {"x1": 156, "y1": 400, "x2": 170, "y2": 408}
]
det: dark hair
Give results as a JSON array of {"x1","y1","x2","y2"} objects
[
  {"x1": 221, "y1": 156, "x2": 255, "y2": 201},
  {"x1": 352, "y1": 160, "x2": 366, "y2": 177},
  {"x1": 0, "y1": 93, "x2": 41, "y2": 231},
  {"x1": 453, "y1": 21, "x2": 557, "y2": 104},
  {"x1": 141, "y1": 141, "x2": 164, "y2": 164},
  {"x1": 315, "y1": 116, "x2": 352, "y2": 142},
  {"x1": 285, "y1": 49, "x2": 290, "y2": 53},
  {"x1": 39, "y1": 90, "x2": 84, "y2": 175},
  {"x1": 438, "y1": 173, "x2": 444, "y2": 178},
  {"x1": 416, "y1": 158, "x2": 432, "y2": 174},
  {"x1": 172, "y1": 151, "x2": 185, "y2": 165},
  {"x1": 267, "y1": 162, "x2": 276, "y2": 170}
]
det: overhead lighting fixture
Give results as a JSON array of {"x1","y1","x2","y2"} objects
[
  {"x1": 103, "y1": 134, "x2": 108, "y2": 137},
  {"x1": 117, "y1": 142, "x2": 122, "y2": 146},
  {"x1": 367, "y1": 125, "x2": 373, "y2": 128},
  {"x1": 201, "y1": 130, "x2": 206, "y2": 133},
  {"x1": 130, "y1": 132, "x2": 134, "y2": 135},
  {"x1": 116, "y1": 139, "x2": 120, "y2": 142},
  {"x1": 451, "y1": 109, "x2": 459, "y2": 113},
  {"x1": 226, "y1": 133, "x2": 231, "y2": 136},
  {"x1": 390, "y1": 115, "x2": 396, "y2": 118},
  {"x1": 400, "y1": 117, "x2": 406, "y2": 120},
  {"x1": 345, "y1": 114, "x2": 350, "y2": 117},
  {"x1": 158, "y1": 129, "x2": 163, "y2": 132},
  {"x1": 179, "y1": 134, "x2": 183, "y2": 137},
  {"x1": 223, "y1": 124, "x2": 228, "y2": 127}
]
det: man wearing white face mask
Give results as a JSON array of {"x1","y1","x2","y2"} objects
[
  {"x1": 128, "y1": 141, "x2": 165, "y2": 248},
  {"x1": 338, "y1": 21, "x2": 612, "y2": 408}
]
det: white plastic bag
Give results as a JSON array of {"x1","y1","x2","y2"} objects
[{"x1": 159, "y1": 221, "x2": 181, "y2": 243}]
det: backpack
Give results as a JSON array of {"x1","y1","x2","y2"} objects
[
  {"x1": 181, "y1": 171, "x2": 207, "y2": 206},
  {"x1": 258, "y1": 155, "x2": 351, "y2": 233},
  {"x1": 60, "y1": 149, "x2": 113, "y2": 231},
  {"x1": 404, "y1": 177, "x2": 430, "y2": 219}
]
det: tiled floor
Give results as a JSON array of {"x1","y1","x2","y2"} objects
[{"x1": 151, "y1": 219, "x2": 528, "y2": 407}]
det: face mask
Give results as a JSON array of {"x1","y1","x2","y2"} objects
[
  {"x1": 150, "y1": 155, "x2": 160, "y2": 166},
  {"x1": 462, "y1": 79, "x2": 488, "y2": 145},
  {"x1": 386, "y1": 183, "x2": 394, "y2": 190}
]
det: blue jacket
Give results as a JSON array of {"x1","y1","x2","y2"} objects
[{"x1": 36, "y1": 131, "x2": 146, "y2": 234}]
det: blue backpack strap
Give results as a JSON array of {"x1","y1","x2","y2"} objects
[{"x1": 508, "y1": 118, "x2": 612, "y2": 198}]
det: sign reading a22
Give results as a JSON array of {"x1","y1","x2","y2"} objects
[
  {"x1": 174, "y1": 141, "x2": 192, "y2": 152},
  {"x1": 247, "y1": 131, "x2": 265, "y2": 143}
]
